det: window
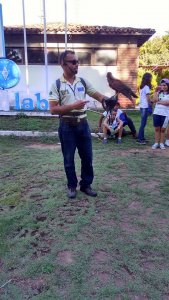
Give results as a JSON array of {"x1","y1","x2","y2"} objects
[
  {"x1": 27, "y1": 48, "x2": 45, "y2": 64},
  {"x1": 47, "y1": 50, "x2": 59, "y2": 64},
  {"x1": 5, "y1": 47, "x2": 117, "y2": 66},
  {"x1": 6, "y1": 48, "x2": 23, "y2": 64},
  {"x1": 95, "y1": 49, "x2": 117, "y2": 66},
  {"x1": 76, "y1": 51, "x2": 91, "y2": 65}
]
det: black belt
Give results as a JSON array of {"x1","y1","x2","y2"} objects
[
  {"x1": 60, "y1": 117, "x2": 87, "y2": 125},
  {"x1": 65, "y1": 111, "x2": 86, "y2": 117}
]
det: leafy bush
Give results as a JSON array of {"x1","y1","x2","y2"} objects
[{"x1": 158, "y1": 69, "x2": 169, "y2": 84}]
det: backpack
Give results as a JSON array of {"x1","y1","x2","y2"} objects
[{"x1": 56, "y1": 77, "x2": 87, "y2": 104}]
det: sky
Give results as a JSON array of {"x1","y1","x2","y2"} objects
[{"x1": 0, "y1": 0, "x2": 169, "y2": 37}]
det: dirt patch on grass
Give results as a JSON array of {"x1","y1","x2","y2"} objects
[
  {"x1": 130, "y1": 179, "x2": 161, "y2": 190},
  {"x1": 25, "y1": 143, "x2": 169, "y2": 156},
  {"x1": 25, "y1": 143, "x2": 61, "y2": 150},
  {"x1": 93, "y1": 250, "x2": 110, "y2": 263},
  {"x1": 111, "y1": 147, "x2": 169, "y2": 157},
  {"x1": 57, "y1": 250, "x2": 74, "y2": 266},
  {"x1": 13, "y1": 277, "x2": 46, "y2": 296}
]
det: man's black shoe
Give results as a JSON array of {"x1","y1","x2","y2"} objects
[
  {"x1": 67, "y1": 188, "x2": 76, "y2": 199},
  {"x1": 80, "y1": 186, "x2": 97, "y2": 197}
]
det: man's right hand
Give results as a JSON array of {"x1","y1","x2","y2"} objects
[{"x1": 73, "y1": 100, "x2": 90, "y2": 109}]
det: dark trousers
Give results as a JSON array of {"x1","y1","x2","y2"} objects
[
  {"x1": 120, "y1": 116, "x2": 136, "y2": 137},
  {"x1": 123, "y1": 116, "x2": 136, "y2": 135},
  {"x1": 58, "y1": 120, "x2": 94, "y2": 189}
]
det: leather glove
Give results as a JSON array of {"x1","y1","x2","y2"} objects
[{"x1": 102, "y1": 94, "x2": 118, "y2": 111}]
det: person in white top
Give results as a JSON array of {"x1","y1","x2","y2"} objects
[
  {"x1": 152, "y1": 78, "x2": 169, "y2": 149},
  {"x1": 162, "y1": 79, "x2": 169, "y2": 147},
  {"x1": 102, "y1": 109, "x2": 123, "y2": 144},
  {"x1": 137, "y1": 72, "x2": 152, "y2": 145}
]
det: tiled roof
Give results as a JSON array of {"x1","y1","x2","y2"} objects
[{"x1": 4, "y1": 22, "x2": 155, "y2": 36}]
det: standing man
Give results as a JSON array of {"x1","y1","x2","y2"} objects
[{"x1": 49, "y1": 50, "x2": 106, "y2": 199}]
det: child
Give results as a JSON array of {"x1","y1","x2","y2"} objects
[
  {"x1": 102, "y1": 109, "x2": 123, "y2": 144},
  {"x1": 152, "y1": 78, "x2": 169, "y2": 150},
  {"x1": 98, "y1": 102, "x2": 137, "y2": 138},
  {"x1": 137, "y1": 72, "x2": 152, "y2": 145}
]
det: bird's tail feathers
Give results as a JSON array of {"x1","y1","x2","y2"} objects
[{"x1": 131, "y1": 91, "x2": 138, "y2": 98}]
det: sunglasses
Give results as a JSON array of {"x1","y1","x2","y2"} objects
[{"x1": 65, "y1": 60, "x2": 79, "y2": 65}]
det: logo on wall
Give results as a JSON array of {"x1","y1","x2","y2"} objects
[{"x1": 0, "y1": 58, "x2": 20, "y2": 89}]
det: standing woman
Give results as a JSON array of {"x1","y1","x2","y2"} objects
[
  {"x1": 151, "y1": 78, "x2": 169, "y2": 150},
  {"x1": 137, "y1": 72, "x2": 152, "y2": 145}
]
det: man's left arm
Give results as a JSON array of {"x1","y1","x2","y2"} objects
[{"x1": 89, "y1": 91, "x2": 106, "y2": 103}]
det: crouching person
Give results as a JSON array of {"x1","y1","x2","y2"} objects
[{"x1": 102, "y1": 109, "x2": 123, "y2": 144}]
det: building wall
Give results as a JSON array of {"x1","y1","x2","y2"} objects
[
  {"x1": 1, "y1": 32, "x2": 140, "y2": 112},
  {"x1": 117, "y1": 44, "x2": 139, "y2": 107},
  {"x1": 0, "y1": 64, "x2": 117, "y2": 112}
]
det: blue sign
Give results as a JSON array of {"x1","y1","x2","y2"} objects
[
  {"x1": 14, "y1": 92, "x2": 49, "y2": 111},
  {"x1": 0, "y1": 58, "x2": 21, "y2": 89}
]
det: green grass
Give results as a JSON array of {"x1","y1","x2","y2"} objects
[
  {"x1": 0, "y1": 110, "x2": 150, "y2": 134},
  {"x1": 0, "y1": 111, "x2": 169, "y2": 299},
  {"x1": 0, "y1": 114, "x2": 58, "y2": 132}
]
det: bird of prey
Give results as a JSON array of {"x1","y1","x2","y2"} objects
[{"x1": 106, "y1": 72, "x2": 138, "y2": 103}]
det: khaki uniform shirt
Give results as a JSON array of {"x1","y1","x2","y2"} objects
[{"x1": 49, "y1": 75, "x2": 97, "y2": 118}]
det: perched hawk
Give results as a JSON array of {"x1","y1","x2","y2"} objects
[{"x1": 106, "y1": 72, "x2": 138, "y2": 103}]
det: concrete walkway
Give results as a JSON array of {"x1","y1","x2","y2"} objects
[{"x1": 0, "y1": 130, "x2": 100, "y2": 138}]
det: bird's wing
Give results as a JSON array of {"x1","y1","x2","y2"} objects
[{"x1": 107, "y1": 73, "x2": 138, "y2": 99}]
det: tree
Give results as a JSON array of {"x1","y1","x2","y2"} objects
[{"x1": 139, "y1": 34, "x2": 169, "y2": 66}]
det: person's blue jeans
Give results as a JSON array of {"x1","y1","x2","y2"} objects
[
  {"x1": 58, "y1": 119, "x2": 94, "y2": 189},
  {"x1": 138, "y1": 108, "x2": 149, "y2": 141}
]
